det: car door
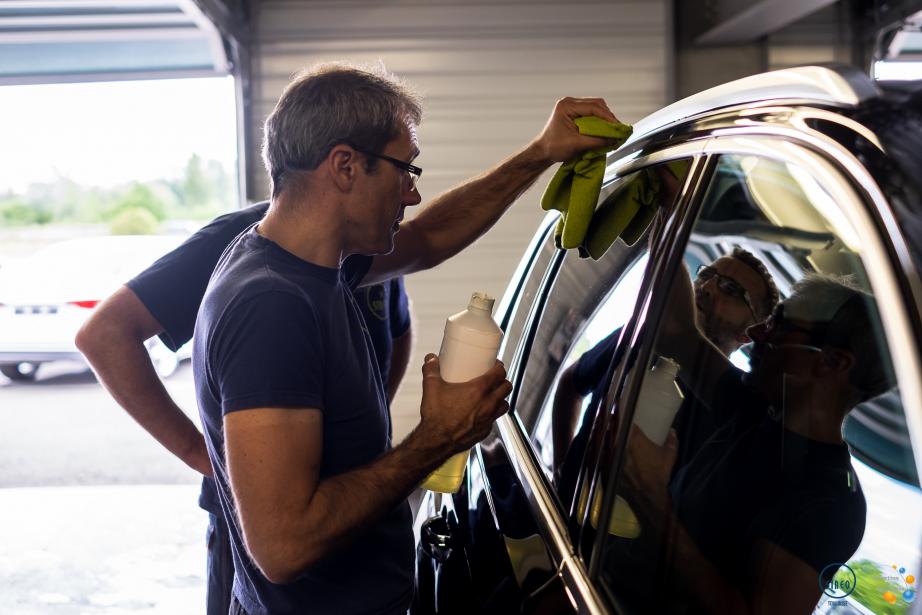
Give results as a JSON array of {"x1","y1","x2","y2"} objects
[
  {"x1": 412, "y1": 212, "x2": 562, "y2": 615},
  {"x1": 581, "y1": 131, "x2": 922, "y2": 614},
  {"x1": 411, "y1": 149, "x2": 707, "y2": 614}
]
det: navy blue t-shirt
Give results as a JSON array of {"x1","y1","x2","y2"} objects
[
  {"x1": 194, "y1": 227, "x2": 414, "y2": 615},
  {"x1": 353, "y1": 276, "x2": 411, "y2": 389},
  {"x1": 125, "y1": 202, "x2": 410, "y2": 515},
  {"x1": 671, "y1": 369, "x2": 866, "y2": 580}
]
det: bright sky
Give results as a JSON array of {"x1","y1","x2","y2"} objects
[{"x1": 0, "y1": 77, "x2": 237, "y2": 193}]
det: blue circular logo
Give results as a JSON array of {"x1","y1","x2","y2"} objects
[{"x1": 820, "y1": 563, "x2": 857, "y2": 599}]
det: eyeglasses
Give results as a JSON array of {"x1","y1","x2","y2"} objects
[
  {"x1": 754, "y1": 304, "x2": 827, "y2": 353},
  {"x1": 695, "y1": 265, "x2": 757, "y2": 319},
  {"x1": 355, "y1": 149, "x2": 422, "y2": 191}
]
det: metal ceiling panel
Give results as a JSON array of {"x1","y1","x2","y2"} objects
[{"x1": 694, "y1": 0, "x2": 838, "y2": 45}]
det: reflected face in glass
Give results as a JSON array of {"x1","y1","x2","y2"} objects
[
  {"x1": 744, "y1": 302, "x2": 827, "y2": 397},
  {"x1": 693, "y1": 255, "x2": 768, "y2": 353}
]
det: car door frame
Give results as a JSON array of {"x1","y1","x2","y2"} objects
[
  {"x1": 578, "y1": 124, "x2": 922, "y2": 608},
  {"x1": 490, "y1": 141, "x2": 712, "y2": 614}
]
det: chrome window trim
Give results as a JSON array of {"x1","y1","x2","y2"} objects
[
  {"x1": 698, "y1": 134, "x2": 922, "y2": 486},
  {"x1": 582, "y1": 155, "x2": 716, "y2": 579},
  {"x1": 499, "y1": 218, "x2": 562, "y2": 370},
  {"x1": 495, "y1": 211, "x2": 559, "y2": 333},
  {"x1": 494, "y1": 414, "x2": 610, "y2": 615}
]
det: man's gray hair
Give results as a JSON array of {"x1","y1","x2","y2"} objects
[
  {"x1": 788, "y1": 273, "x2": 894, "y2": 402},
  {"x1": 261, "y1": 62, "x2": 423, "y2": 198}
]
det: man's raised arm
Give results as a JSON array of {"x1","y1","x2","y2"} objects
[
  {"x1": 75, "y1": 286, "x2": 211, "y2": 476},
  {"x1": 364, "y1": 97, "x2": 620, "y2": 284}
]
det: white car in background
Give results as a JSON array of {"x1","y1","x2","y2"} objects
[{"x1": 0, "y1": 235, "x2": 189, "y2": 382}]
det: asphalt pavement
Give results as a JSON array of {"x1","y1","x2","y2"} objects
[{"x1": 0, "y1": 360, "x2": 208, "y2": 614}]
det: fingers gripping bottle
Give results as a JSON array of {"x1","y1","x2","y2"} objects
[{"x1": 421, "y1": 292, "x2": 504, "y2": 494}]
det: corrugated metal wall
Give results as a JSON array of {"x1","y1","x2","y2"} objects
[{"x1": 245, "y1": 0, "x2": 671, "y2": 441}]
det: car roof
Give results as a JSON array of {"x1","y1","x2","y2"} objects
[
  {"x1": 622, "y1": 64, "x2": 880, "y2": 148},
  {"x1": 611, "y1": 63, "x2": 922, "y2": 285}
]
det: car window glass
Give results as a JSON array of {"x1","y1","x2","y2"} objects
[
  {"x1": 594, "y1": 153, "x2": 921, "y2": 615},
  {"x1": 500, "y1": 219, "x2": 558, "y2": 367},
  {"x1": 513, "y1": 160, "x2": 693, "y2": 507}
]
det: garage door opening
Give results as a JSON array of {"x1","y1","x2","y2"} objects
[{"x1": 0, "y1": 75, "x2": 238, "y2": 614}]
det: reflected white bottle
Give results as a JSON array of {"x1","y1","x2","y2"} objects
[
  {"x1": 609, "y1": 356, "x2": 684, "y2": 538},
  {"x1": 421, "y1": 292, "x2": 503, "y2": 494}
]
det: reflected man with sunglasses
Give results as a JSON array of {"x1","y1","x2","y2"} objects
[{"x1": 623, "y1": 273, "x2": 895, "y2": 615}]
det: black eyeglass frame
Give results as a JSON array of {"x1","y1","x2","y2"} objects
[
  {"x1": 695, "y1": 264, "x2": 758, "y2": 320},
  {"x1": 355, "y1": 149, "x2": 422, "y2": 190},
  {"x1": 758, "y1": 303, "x2": 830, "y2": 353}
]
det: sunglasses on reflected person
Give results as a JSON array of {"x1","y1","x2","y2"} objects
[{"x1": 695, "y1": 264, "x2": 757, "y2": 319}]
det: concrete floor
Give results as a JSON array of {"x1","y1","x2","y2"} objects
[
  {"x1": 0, "y1": 485, "x2": 205, "y2": 615},
  {"x1": 0, "y1": 359, "x2": 424, "y2": 614},
  {"x1": 0, "y1": 361, "x2": 207, "y2": 614}
]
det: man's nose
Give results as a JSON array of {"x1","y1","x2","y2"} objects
[
  {"x1": 404, "y1": 184, "x2": 422, "y2": 207},
  {"x1": 699, "y1": 276, "x2": 718, "y2": 298},
  {"x1": 747, "y1": 321, "x2": 768, "y2": 342}
]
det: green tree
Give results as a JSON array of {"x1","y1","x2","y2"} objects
[
  {"x1": 0, "y1": 200, "x2": 41, "y2": 226},
  {"x1": 109, "y1": 207, "x2": 159, "y2": 235},
  {"x1": 107, "y1": 183, "x2": 167, "y2": 222},
  {"x1": 182, "y1": 153, "x2": 211, "y2": 207},
  {"x1": 206, "y1": 158, "x2": 236, "y2": 208}
]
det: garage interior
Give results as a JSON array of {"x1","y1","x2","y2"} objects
[
  {"x1": 2, "y1": 0, "x2": 920, "y2": 438},
  {"x1": 2, "y1": 0, "x2": 922, "y2": 612}
]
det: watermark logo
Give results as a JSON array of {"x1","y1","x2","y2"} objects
[
  {"x1": 881, "y1": 565, "x2": 916, "y2": 605},
  {"x1": 820, "y1": 563, "x2": 857, "y2": 599}
]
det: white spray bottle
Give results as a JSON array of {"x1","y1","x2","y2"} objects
[{"x1": 421, "y1": 292, "x2": 504, "y2": 494}]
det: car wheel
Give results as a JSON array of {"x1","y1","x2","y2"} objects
[{"x1": 0, "y1": 363, "x2": 39, "y2": 381}]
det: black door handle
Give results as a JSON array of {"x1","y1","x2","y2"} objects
[{"x1": 420, "y1": 515, "x2": 454, "y2": 563}]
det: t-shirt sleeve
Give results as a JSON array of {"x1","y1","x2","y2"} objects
[
  {"x1": 388, "y1": 277, "x2": 411, "y2": 338},
  {"x1": 211, "y1": 291, "x2": 326, "y2": 415},
  {"x1": 126, "y1": 204, "x2": 267, "y2": 351},
  {"x1": 572, "y1": 328, "x2": 622, "y2": 396}
]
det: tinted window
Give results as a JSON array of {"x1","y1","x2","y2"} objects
[
  {"x1": 514, "y1": 160, "x2": 693, "y2": 506},
  {"x1": 594, "y1": 153, "x2": 921, "y2": 615}
]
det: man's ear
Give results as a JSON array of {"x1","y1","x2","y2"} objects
[
  {"x1": 327, "y1": 144, "x2": 359, "y2": 192},
  {"x1": 820, "y1": 349, "x2": 855, "y2": 376}
]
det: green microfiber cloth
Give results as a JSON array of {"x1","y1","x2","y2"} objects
[
  {"x1": 541, "y1": 117, "x2": 633, "y2": 250},
  {"x1": 581, "y1": 159, "x2": 691, "y2": 259}
]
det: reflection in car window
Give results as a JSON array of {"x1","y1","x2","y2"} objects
[
  {"x1": 594, "y1": 154, "x2": 921, "y2": 615},
  {"x1": 514, "y1": 160, "x2": 693, "y2": 509}
]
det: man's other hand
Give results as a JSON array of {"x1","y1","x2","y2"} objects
[
  {"x1": 531, "y1": 97, "x2": 621, "y2": 164},
  {"x1": 623, "y1": 426, "x2": 679, "y2": 523},
  {"x1": 418, "y1": 354, "x2": 512, "y2": 454}
]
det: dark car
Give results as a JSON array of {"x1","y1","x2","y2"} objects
[{"x1": 412, "y1": 65, "x2": 922, "y2": 615}]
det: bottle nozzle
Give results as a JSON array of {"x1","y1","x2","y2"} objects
[{"x1": 469, "y1": 292, "x2": 495, "y2": 313}]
